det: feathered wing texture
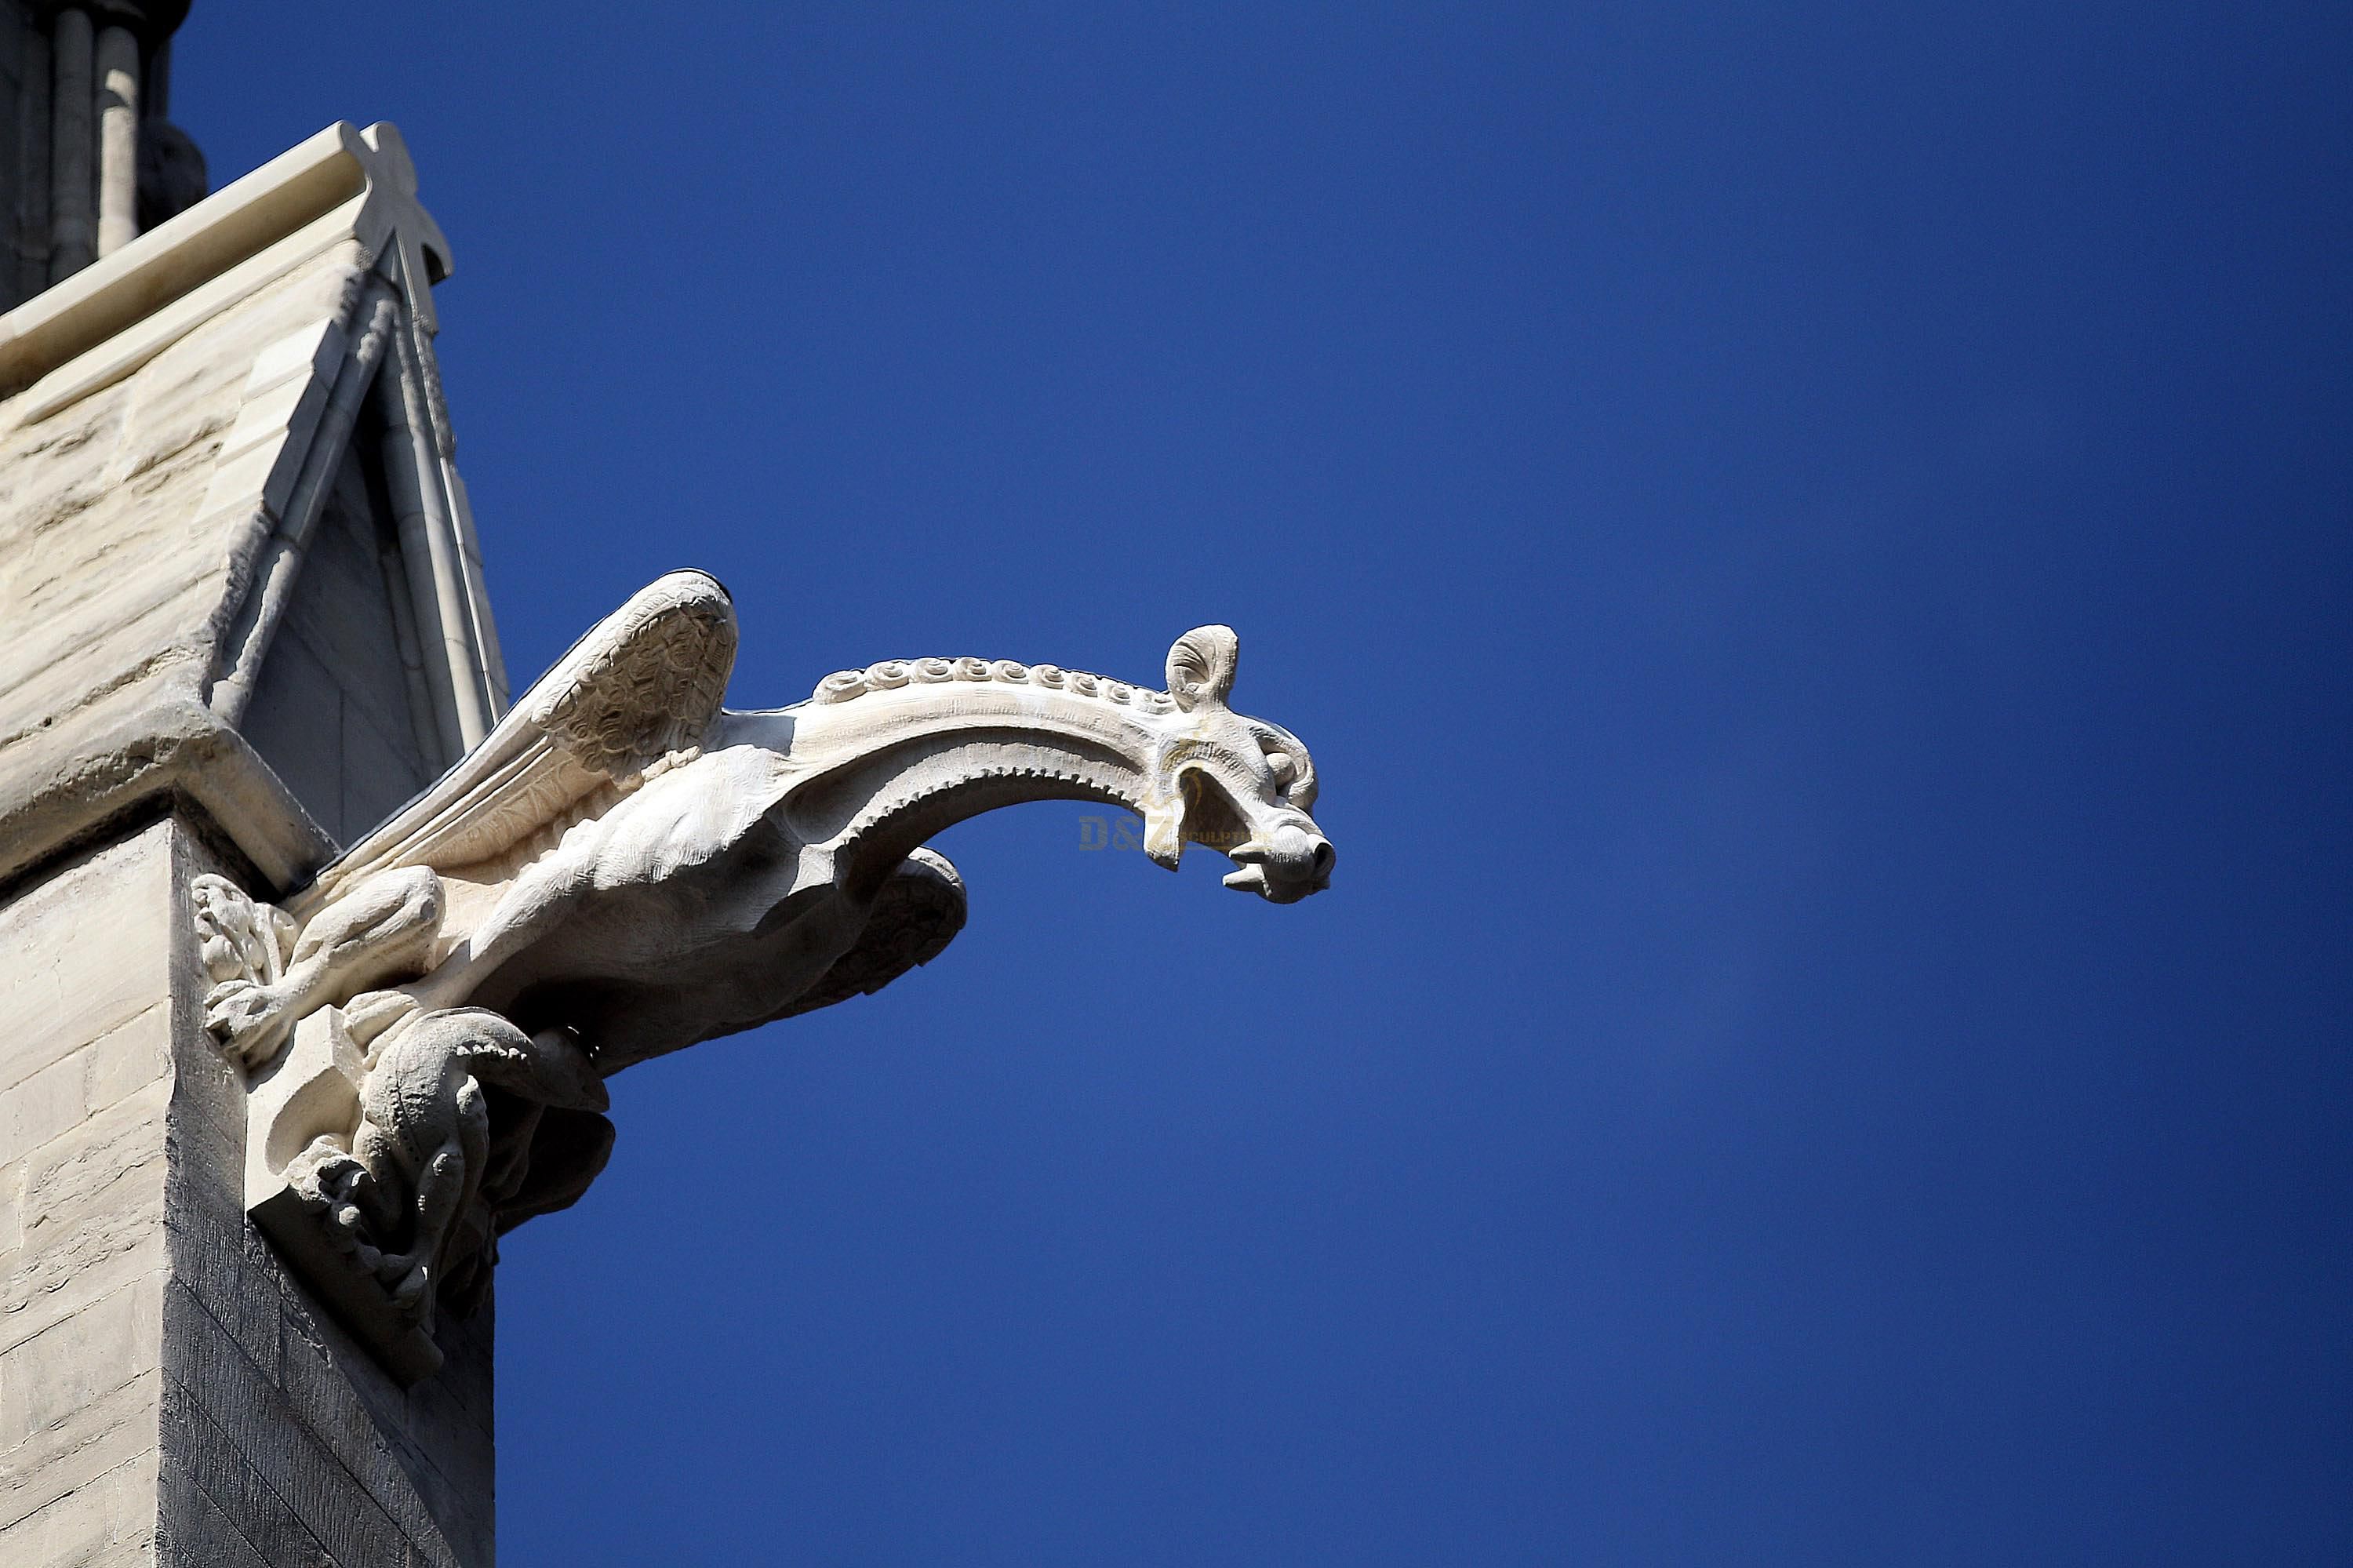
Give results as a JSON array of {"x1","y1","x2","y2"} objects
[{"x1": 289, "y1": 571, "x2": 738, "y2": 918}]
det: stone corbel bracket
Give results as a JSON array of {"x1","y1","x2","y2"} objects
[
  {"x1": 243, "y1": 1004, "x2": 446, "y2": 1384},
  {"x1": 194, "y1": 869, "x2": 614, "y2": 1384}
]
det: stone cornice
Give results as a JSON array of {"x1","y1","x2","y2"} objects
[{"x1": 0, "y1": 678, "x2": 333, "y2": 900}]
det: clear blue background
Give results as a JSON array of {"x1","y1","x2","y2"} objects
[{"x1": 179, "y1": 5, "x2": 2348, "y2": 1563}]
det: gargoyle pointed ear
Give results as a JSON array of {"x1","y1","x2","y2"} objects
[{"x1": 1166, "y1": 625, "x2": 1239, "y2": 711}]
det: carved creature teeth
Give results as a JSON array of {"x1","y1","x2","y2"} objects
[{"x1": 843, "y1": 758, "x2": 1144, "y2": 846}]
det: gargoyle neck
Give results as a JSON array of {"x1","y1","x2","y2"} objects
[{"x1": 741, "y1": 678, "x2": 1181, "y2": 900}]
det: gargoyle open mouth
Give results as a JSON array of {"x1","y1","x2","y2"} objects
[{"x1": 1222, "y1": 824, "x2": 1336, "y2": 904}]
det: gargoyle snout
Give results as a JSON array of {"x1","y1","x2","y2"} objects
[
  {"x1": 1281, "y1": 824, "x2": 1337, "y2": 882},
  {"x1": 1222, "y1": 820, "x2": 1336, "y2": 904}
]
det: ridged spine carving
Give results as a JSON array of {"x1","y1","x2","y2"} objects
[{"x1": 810, "y1": 657, "x2": 1180, "y2": 715}]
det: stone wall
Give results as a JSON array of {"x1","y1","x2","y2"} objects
[
  {"x1": 0, "y1": 823, "x2": 174, "y2": 1564},
  {"x1": 0, "y1": 819, "x2": 494, "y2": 1567}
]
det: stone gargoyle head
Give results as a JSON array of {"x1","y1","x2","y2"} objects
[{"x1": 1144, "y1": 625, "x2": 1333, "y2": 904}]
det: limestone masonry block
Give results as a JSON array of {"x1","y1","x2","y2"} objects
[
  {"x1": 1, "y1": 1446, "x2": 160, "y2": 1563},
  {"x1": 0, "y1": 835, "x2": 169, "y2": 1098},
  {"x1": 0, "y1": 1272, "x2": 165, "y2": 1449},
  {"x1": 0, "y1": 1054, "x2": 87, "y2": 1167},
  {"x1": 0, "y1": 1366, "x2": 162, "y2": 1541},
  {"x1": 242, "y1": 318, "x2": 345, "y2": 399}
]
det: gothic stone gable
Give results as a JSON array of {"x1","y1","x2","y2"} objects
[{"x1": 0, "y1": 122, "x2": 503, "y2": 893}]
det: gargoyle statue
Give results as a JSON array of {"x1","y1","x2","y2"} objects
[{"x1": 197, "y1": 571, "x2": 1332, "y2": 1379}]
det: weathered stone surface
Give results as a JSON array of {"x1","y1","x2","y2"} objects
[
  {"x1": 168, "y1": 1281, "x2": 475, "y2": 1567},
  {"x1": 155, "y1": 1445, "x2": 276, "y2": 1568},
  {"x1": 0, "y1": 1274, "x2": 164, "y2": 1449},
  {"x1": 0, "y1": 832, "x2": 168, "y2": 1096},
  {"x1": 0, "y1": 1446, "x2": 160, "y2": 1566},
  {"x1": 0, "y1": 1367, "x2": 162, "y2": 1539},
  {"x1": 241, "y1": 446, "x2": 441, "y2": 841},
  {"x1": 5, "y1": 1079, "x2": 173, "y2": 1352},
  {"x1": 85, "y1": 1006, "x2": 172, "y2": 1114},
  {"x1": 0, "y1": 1050, "x2": 86, "y2": 1161},
  {"x1": 169, "y1": 826, "x2": 495, "y2": 1567}
]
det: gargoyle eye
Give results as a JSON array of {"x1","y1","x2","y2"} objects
[{"x1": 1265, "y1": 750, "x2": 1298, "y2": 790}]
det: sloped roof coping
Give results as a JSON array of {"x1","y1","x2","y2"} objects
[{"x1": 0, "y1": 121, "x2": 452, "y2": 408}]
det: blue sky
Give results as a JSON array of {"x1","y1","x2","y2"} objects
[{"x1": 179, "y1": 5, "x2": 2347, "y2": 1563}]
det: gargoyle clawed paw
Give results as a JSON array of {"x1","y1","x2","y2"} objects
[{"x1": 203, "y1": 978, "x2": 304, "y2": 1070}]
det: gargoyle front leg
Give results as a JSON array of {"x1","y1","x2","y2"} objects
[
  {"x1": 395, "y1": 840, "x2": 623, "y2": 1019},
  {"x1": 206, "y1": 867, "x2": 445, "y2": 1069}
]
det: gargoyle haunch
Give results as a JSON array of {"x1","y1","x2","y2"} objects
[{"x1": 193, "y1": 572, "x2": 1333, "y2": 1379}]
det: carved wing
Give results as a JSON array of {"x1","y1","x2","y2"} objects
[{"x1": 289, "y1": 570, "x2": 738, "y2": 918}]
